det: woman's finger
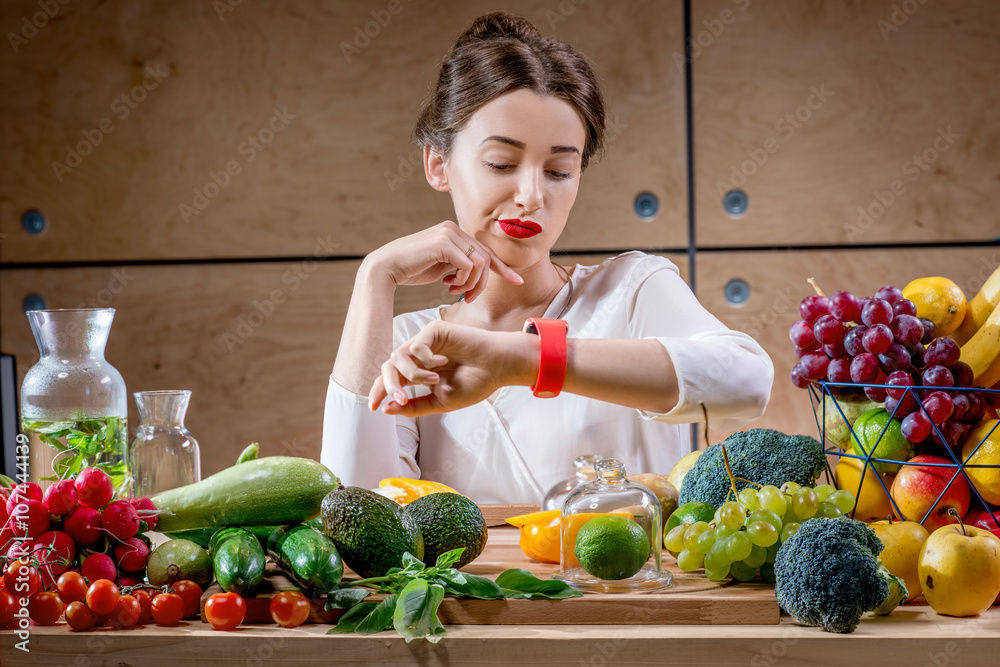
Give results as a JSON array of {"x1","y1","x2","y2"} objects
[
  {"x1": 368, "y1": 375, "x2": 388, "y2": 411},
  {"x1": 390, "y1": 348, "x2": 440, "y2": 385},
  {"x1": 411, "y1": 342, "x2": 449, "y2": 369},
  {"x1": 482, "y1": 245, "x2": 524, "y2": 285},
  {"x1": 379, "y1": 359, "x2": 409, "y2": 406}
]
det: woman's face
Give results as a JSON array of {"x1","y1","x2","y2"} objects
[{"x1": 432, "y1": 89, "x2": 587, "y2": 270}]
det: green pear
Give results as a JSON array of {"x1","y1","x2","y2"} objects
[{"x1": 820, "y1": 391, "x2": 881, "y2": 450}]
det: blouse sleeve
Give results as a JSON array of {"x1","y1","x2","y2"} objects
[
  {"x1": 320, "y1": 377, "x2": 420, "y2": 489},
  {"x1": 624, "y1": 255, "x2": 774, "y2": 427}
]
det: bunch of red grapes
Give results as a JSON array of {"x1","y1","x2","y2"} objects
[{"x1": 789, "y1": 285, "x2": 986, "y2": 447}]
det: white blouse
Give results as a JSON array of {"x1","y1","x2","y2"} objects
[{"x1": 322, "y1": 251, "x2": 774, "y2": 503}]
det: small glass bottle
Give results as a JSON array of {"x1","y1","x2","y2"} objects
[
  {"x1": 20, "y1": 308, "x2": 128, "y2": 493},
  {"x1": 541, "y1": 454, "x2": 602, "y2": 511},
  {"x1": 554, "y1": 458, "x2": 671, "y2": 593},
  {"x1": 129, "y1": 390, "x2": 201, "y2": 497}
]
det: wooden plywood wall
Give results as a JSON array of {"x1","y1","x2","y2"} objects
[
  {"x1": 0, "y1": 0, "x2": 688, "y2": 476},
  {"x1": 1, "y1": 0, "x2": 997, "y2": 478}
]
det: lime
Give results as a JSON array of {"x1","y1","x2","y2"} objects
[
  {"x1": 850, "y1": 408, "x2": 914, "y2": 474},
  {"x1": 665, "y1": 501, "x2": 718, "y2": 535},
  {"x1": 574, "y1": 515, "x2": 650, "y2": 580}
]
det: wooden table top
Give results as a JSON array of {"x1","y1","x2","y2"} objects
[{"x1": 2, "y1": 526, "x2": 998, "y2": 666}]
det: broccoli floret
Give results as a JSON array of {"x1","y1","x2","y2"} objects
[
  {"x1": 774, "y1": 518, "x2": 897, "y2": 633},
  {"x1": 678, "y1": 429, "x2": 826, "y2": 507}
]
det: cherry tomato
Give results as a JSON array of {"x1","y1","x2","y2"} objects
[
  {"x1": 133, "y1": 589, "x2": 155, "y2": 624},
  {"x1": 110, "y1": 594, "x2": 141, "y2": 629},
  {"x1": 0, "y1": 589, "x2": 18, "y2": 628},
  {"x1": 204, "y1": 592, "x2": 246, "y2": 631},
  {"x1": 151, "y1": 592, "x2": 185, "y2": 626},
  {"x1": 28, "y1": 591, "x2": 64, "y2": 626},
  {"x1": 3, "y1": 559, "x2": 40, "y2": 598},
  {"x1": 269, "y1": 590, "x2": 310, "y2": 628},
  {"x1": 65, "y1": 600, "x2": 96, "y2": 631},
  {"x1": 171, "y1": 580, "x2": 203, "y2": 619},
  {"x1": 85, "y1": 579, "x2": 120, "y2": 615},
  {"x1": 56, "y1": 571, "x2": 89, "y2": 605}
]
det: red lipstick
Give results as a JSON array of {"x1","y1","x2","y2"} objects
[{"x1": 498, "y1": 219, "x2": 542, "y2": 239}]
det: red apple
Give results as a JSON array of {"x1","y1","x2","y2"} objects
[
  {"x1": 965, "y1": 507, "x2": 1000, "y2": 605},
  {"x1": 965, "y1": 507, "x2": 1000, "y2": 539},
  {"x1": 890, "y1": 455, "x2": 970, "y2": 532}
]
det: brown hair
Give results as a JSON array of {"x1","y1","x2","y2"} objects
[{"x1": 414, "y1": 12, "x2": 607, "y2": 170}]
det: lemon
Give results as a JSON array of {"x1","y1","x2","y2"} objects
[
  {"x1": 574, "y1": 515, "x2": 650, "y2": 580},
  {"x1": 961, "y1": 419, "x2": 1000, "y2": 504},
  {"x1": 902, "y1": 277, "x2": 967, "y2": 337},
  {"x1": 850, "y1": 408, "x2": 914, "y2": 474},
  {"x1": 834, "y1": 448, "x2": 896, "y2": 521}
]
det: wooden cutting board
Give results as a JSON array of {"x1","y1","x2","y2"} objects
[{"x1": 199, "y1": 524, "x2": 780, "y2": 626}]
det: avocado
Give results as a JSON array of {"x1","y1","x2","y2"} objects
[
  {"x1": 320, "y1": 485, "x2": 423, "y2": 578},
  {"x1": 403, "y1": 493, "x2": 487, "y2": 569}
]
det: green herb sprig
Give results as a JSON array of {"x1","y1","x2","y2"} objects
[{"x1": 325, "y1": 548, "x2": 581, "y2": 642}]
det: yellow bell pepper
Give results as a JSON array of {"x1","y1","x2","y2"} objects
[
  {"x1": 505, "y1": 509, "x2": 634, "y2": 565},
  {"x1": 377, "y1": 477, "x2": 463, "y2": 505}
]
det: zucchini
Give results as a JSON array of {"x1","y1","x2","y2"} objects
[
  {"x1": 150, "y1": 456, "x2": 339, "y2": 533},
  {"x1": 267, "y1": 524, "x2": 343, "y2": 592},
  {"x1": 235, "y1": 442, "x2": 259, "y2": 465},
  {"x1": 210, "y1": 527, "x2": 266, "y2": 595}
]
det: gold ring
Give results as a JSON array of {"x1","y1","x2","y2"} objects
[{"x1": 465, "y1": 245, "x2": 475, "y2": 257}]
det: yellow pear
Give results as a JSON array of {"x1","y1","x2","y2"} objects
[
  {"x1": 918, "y1": 520, "x2": 1000, "y2": 617},
  {"x1": 870, "y1": 519, "x2": 929, "y2": 602},
  {"x1": 667, "y1": 450, "x2": 702, "y2": 495}
]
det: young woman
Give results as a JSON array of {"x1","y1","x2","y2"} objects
[{"x1": 322, "y1": 12, "x2": 773, "y2": 503}]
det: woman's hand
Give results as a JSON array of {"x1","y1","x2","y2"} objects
[
  {"x1": 369, "y1": 321, "x2": 535, "y2": 417},
  {"x1": 366, "y1": 220, "x2": 522, "y2": 302}
]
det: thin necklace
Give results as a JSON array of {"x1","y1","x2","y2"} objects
[{"x1": 457, "y1": 261, "x2": 574, "y2": 319}]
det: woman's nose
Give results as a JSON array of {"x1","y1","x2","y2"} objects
[{"x1": 514, "y1": 167, "x2": 544, "y2": 213}]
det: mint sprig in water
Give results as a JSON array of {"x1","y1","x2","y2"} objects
[
  {"x1": 22, "y1": 417, "x2": 127, "y2": 488},
  {"x1": 325, "y1": 548, "x2": 581, "y2": 643}
]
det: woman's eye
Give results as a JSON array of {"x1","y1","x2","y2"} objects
[
  {"x1": 548, "y1": 170, "x2": 573, "y2": 180},
  {"x1": 484, "y1": 162, "x2": 514, "y2": 171}
]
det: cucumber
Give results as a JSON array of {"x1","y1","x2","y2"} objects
[
  {"x1": 166, "y1": 524, "x2": 279, "y2": 550},
  {"x1": 210, "y1": 527, "x2": 266, "y2": 595},
  {"x1": 266, "y1": 524, "x2": 344, "y2": 593},
  {"x1": 150, "y1": 456, "x2": 339, "y2": 532}
]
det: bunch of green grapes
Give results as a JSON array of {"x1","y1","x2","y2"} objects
[{"x1": 663, "y1": 482, "x2": 856, "y2": 582}]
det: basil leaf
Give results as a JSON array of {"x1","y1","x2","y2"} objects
[
  {"x1": 399, "y1": 552, "x2": 426, "y2": 574},
  {"x1": 433, "y1": 548, "x2": 465, "y2": 569},
  {"x1": 327, "y1": 600, "x2": 379, "y2": 634},
  {"x1": 355, "y1": 594, "x2": 397, "y2": 635},
  {"x1": 325, "y1": 588, "x2": 371, "y2": 610},
  {"x1": 392, "y1": 579, "x2": 447, "y2": 644},
  {"x1": 439, "y1": 571, "x2": 505, "y2": 600},
  {"x1": 495, "y1": 569, "x2": 583, "y2": 599}
]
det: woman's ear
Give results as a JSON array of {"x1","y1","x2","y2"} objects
[{"x1": 424, "y1": 145, "x2": 450, "y2": 192}]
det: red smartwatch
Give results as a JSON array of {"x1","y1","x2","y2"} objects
[{"x1": 522, "y1": 318, "x2": 568, "y2": 398}]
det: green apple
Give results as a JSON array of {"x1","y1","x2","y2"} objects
[
  {"x1": 918, "y1": 520, "x2": 1000, "y2": 617},
  {"x1": 871, "y1": 519, "x2": 929, "y2": 602}
]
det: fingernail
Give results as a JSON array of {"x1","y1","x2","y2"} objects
[
  {"x1": 394, "y1": 390, "x2": 407, "y2": 404},
  {"x1": 426, "y1": 373, "x2": 439, "y2": 383}
]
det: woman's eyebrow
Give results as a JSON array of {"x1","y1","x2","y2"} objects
[{"x1": 480, "y1": 135, "x2": 580, "y2": 155}]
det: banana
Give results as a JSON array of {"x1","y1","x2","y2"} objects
[
  {"x1": 953, "y1": 264, "x2": 1000, "y2": 345},
  {"x1": 959, "y1": 300, "x2": 1000, "y2": 388}
]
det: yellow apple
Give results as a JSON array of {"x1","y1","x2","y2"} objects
[
  {"x1": 870, "y1": 519, "x2": 929, "y2": 602},
  {"x1": 918, "y1": 523, "x2": 1000, "y2": 617},
  {"x1": 627, "y1": 473, "x2": 679, "y2": 524},
  {"x1": 833, "y1": 449, "x2": 896, "y2": 521}
]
